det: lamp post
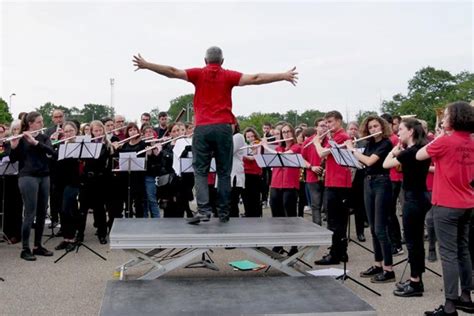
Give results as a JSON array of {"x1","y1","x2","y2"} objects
[
  {"x1": 110, "y1": 78, "x2": 115, "y2": 108},
  {"x1": 9, "y1": 93, "x2": 16, "y2": 111}
]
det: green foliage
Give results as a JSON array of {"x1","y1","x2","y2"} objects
[
  {"x1": 0, "y1": 98, "x2": 14, "y2": 124},
  {"x1": 81, "y1": 104, "x2": 115, "y2": 122},
  {"x1": 355, "y1": 110, "x2": 378, "y2": 125},
  {"x1": 167, "y1": 94, "x2": 194, "y2": 122},
  {"x1": 149, "y1": 106, "x2": 161, "y2": 126},
  {"x1": 36, "y1": 102, "x2": 115, "y2": 126},
  {"x1": 381, "y1": 67, "x2": 473, "y2": 130}
]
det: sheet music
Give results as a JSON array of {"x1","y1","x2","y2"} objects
[
  {"x1": 255, "y1": 153, "x2": 305, "y2": 168},
  {"x1": 179, "y1": 157, "x2": 216, "y2": 174},
  {"x1": 172, "y1": 138, "x2": 192, "y2": 176},
  {"x1": 0, "y1": 160, "x2": 19, "y2": 175},
  {"x1": 117, "y1": 152, "x2": 146, "y2": 171}
]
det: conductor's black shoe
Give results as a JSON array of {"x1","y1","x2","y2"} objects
[
  {"x1": 453, "y1": 298, "x2": 474, "y2": 313},
  {"x1": 187, "y1": 213, "x2": 211, "y2": 225},
  {"x1": 393, "y1": 281, "x2": 424, "y2": 297},
  {"x1": 370, "y1": 270, "x2": 395, "y2": 283},
  {"x1": 360, "y1": 265, "x2": 383, "y2": 278},
  {"x1": 425, "y1": 305, "x2": 458, "y2": 316},
  {"x1": 33, "y1": 246, "x2": 53, "y2": 257},
  {"x1": 287, "y1": 246, "x2": 299, "y2": 257},
  {"x1": 314, "y1": 254, "x2": 340, "y2": 265},
  {"x1": 20, "y1": 249, "x2": 37, "y2": 261},
  {"x1": 357, "y1": 234, "x2": 366, "y2": 242}
]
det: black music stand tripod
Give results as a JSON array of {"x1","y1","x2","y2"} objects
[{"x1": 54, "y1": 141, "x2": 107, "y2": 263}]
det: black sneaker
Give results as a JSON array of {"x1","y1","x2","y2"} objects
[
  {"x1": 360, "y1": 266, "x2": 383, "y2": 278},
  {"x1": 424, "y1": 305, "x2": 458, "y2": 316},
  {"x1": 393, "y1": 281, "x2": 424, "y2": 297},
  {"x1": 20, "y1": 249, "x2": 37, "y2": 261},
  {"x1": 314, "y1": 254, "x2": 340, "y2": 265},
  {"x1": 396, "y1": 279, "x2": 424, "y2": 291},
  {"x1": 33, "y1": 246, "x2": 53, "y2": 256},
  {"x1": 187, "y1": 213, "x2": 211, "y2": 225},
  {"x1": 287, "y1": 246, "x2": 299, "y2": 257},
  {"x1": 357, "y1": 234, "x2": 366, "y2": 242},
  {"x1": 370, "y1": 270, "x2": 395, "y2": 283},
  {"x1": 392, "y1": 247, "x2": 404, "y2": 256},
  {"x1": 453, "y1": 298, "x2": 474, "y2": 313},
  {"x1": 55, "y1": 241, "x2": 70, "y2": 250}
]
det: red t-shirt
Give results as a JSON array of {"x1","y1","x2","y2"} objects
[
  {"x1": 302, "y1": 135, "x2": 322, "y2": 183},
  {"x1": 427, "y1": 131, "x2": 474, "y2": 208},
  {"x1": 270, "y1": 144, "x2": 302, "y2": 189},
  {"x1": 324, "y1": 128, "x2": 352, "y2": 188},
  {"x1": 389, "y1": 133, "x2": 403, "y2": 182},
  {"x1": 243, "y1": 157, "x2": 262, "y2": 175},
  {"x1": 426, "y1": 163, "x2": 434, "y2": 192},
  {"x1": 186, "y1": 64, "x2": 242, "y2": 126}
]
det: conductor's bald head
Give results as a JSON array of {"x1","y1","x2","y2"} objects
[{"x1": 205, "y1": 46, "x2": 224, "y2": 65}]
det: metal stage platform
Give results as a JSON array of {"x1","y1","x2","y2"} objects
[
  {"x1": 110, "y1": 217, "x2": 332, "y2": 279},
  {"x1": 100, "y1": 276, "x2": 376, "y2": 316}
]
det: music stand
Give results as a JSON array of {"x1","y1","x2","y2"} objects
[
  {"x1": 254, "y1": 153, "x2": 306, "y2": 169},
  {"x1": 0, "y1": 158, "x2": 18, "y2": 244},
  {"x1": 54, "y1": 141, "x2": 106, "y2": 263},
  {"x1": 328, "y1": 140, "x2": 364, "y2": 170},
  {"x1": 113, "y1": 152, "x2": 146, "y2": 218}
]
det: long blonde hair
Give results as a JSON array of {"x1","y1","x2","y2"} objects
[{"x1": 90, "y1": 120, "x2": 114, "y2": 154}]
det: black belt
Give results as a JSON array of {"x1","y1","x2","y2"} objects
[{"x1": 365, "y1": 174, "x2": 389, "y2": 180}]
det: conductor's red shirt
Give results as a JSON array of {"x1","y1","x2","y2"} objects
[
  {"x1": 427, "y1": 131, "x2": 474, "y2": 209},
  {"x1": 270, "y1": 144, "x2": 302, "y2": 189},
  {"x1": 324, "y1": 128, "x2": 352, "y2": 188},
  {"x1": 186, "y1": 64, "x2": 242, "y2": 126}
]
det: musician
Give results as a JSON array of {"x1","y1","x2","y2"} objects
[
  {"x1": 155, "y1": 112, "x2": 169, "y2": 138},
  {"x1": 80, "y1": 123, "x2": 90, "y2": 136},
  {"x1": 295, "y1": 128, "x2": 308, "y2": 217},
  {"x1": 346, "y1": 115, "x2": 394, "y2": 283},
  {"x1": 229, "y1": 123, "x2": 245, "y2": 218},
  {"x1": 115, "y1": 122, "x2": 146, "y2": 218},
  {"x1": 141, "y1": 124, "x2": 160, "y2": 218},
  {"x1": 313, "y1": 111, "x2": 352, "y2": 265},
  {"x1": 46, "y1": 109, "x2": 66, "y2": 231},
  {"x1": 417, "y1": 101, "x2": 474, "y2": 316},
  {"x1": 381, "y1": 113, "x2": 404, "y2": 256},
  {"x1": 185, "y1": 122, "x2": 194, "y2": 136},
  {"x1": 78, "y1": 120, "x2": 114, "y2": 244},
  {"x1": 261, "y1": 122, "x2": 275, "y2": 209},
  {"x1": 383, "y1": 118, "x2": 430, "y2": 297},
  {"x1": 133, "y1": 46, "x2": 297, "y2": 224},
  {"x1": 302, "y1": 118, "x2": 327, "y2": 226},
  {"x1": 54, "y1": 121, "x2": 82, "y2": 252},
  {"x1": 242, "y1": 127, "x2": 263, "y2": 217},
  {"x1": 346, "y1": 121, "x2": 367, "y2": 242},
  {"x1": 113, "y1": 115, "x2": 126, "y2": 141},
  {"x1": 264, "y1": 123, "x2": 301, "y2": 256},
  {"x1": 0, "y1": 122, "x2": 23, "y2": 244},
  {"x1": 9, "y1": 111, "x2": 55, "y2": 261}
]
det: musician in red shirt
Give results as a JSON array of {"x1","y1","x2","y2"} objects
[
  {"x1": 133, "y1": 47, "x2": 297, "y2": 224},
  {"x1": 417, "y1": 101, "x2": 474, "y2": 316}
]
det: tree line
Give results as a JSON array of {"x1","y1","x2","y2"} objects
[{"x1": 1, "y1": 66, "x2": 472, "y2": 130}]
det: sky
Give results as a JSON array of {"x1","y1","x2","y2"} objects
[{"x1": 1, "y1": 1, "x2": 472, "y2": 122}]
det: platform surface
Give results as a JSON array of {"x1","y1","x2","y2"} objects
[
  {"x1": 100, "y1": 276, "x2": 376, "y2": 316},
  {"x1": 110, "y1": 217, "x2": 332, "y2": 249}
]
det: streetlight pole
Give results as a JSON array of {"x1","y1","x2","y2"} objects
[
  {"x1": 110, "y1": 78, "x2": 115, "y2": 108},
  {"x1": 9, "y1": 93, "x2": 16, "y2": 112}
]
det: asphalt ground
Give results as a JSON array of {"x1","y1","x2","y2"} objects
[{"x1": 0, "y1": 205, "x2": 469, "y2": 316}]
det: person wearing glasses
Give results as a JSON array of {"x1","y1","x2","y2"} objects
[
  {"x1": 113, "y1": 115, "x2": 126, "y2": 141},
  {"x1": 133, "y1": 46, "x2": 297, "y2": 224}
]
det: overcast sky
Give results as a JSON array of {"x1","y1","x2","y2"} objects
[{"x1": 1, "y1": 1, "x2": 472, "y2": 122}]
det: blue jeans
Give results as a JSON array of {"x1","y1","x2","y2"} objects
[
  {"x1": 144, "y1": 176, "x2": 160, "y2": 218},
  {"x1": 192, "y1": 124, "x2": 233, "y2": 219}
]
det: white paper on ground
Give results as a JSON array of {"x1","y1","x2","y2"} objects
[{"x1": 307, "y1": 268, "x2": 347, "y2": 276}]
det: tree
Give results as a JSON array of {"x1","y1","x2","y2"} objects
[
  {"x1": 355, "y1": 110, "x2": 378, "y2": 125},
  {"x1": 298, "y1": 109, "x2": 326, "y2": 126},
  {"x1": 36, "y1": 102, "x2": 71, "y2": 127},
  {"x1": 238, "y1": 112, "x2": 284, "y2": 132},
  {"x1": 380, "y1": 67, "x2": 473, "y2": 129},
  {"x1": 81, "y1": 104, "x2": 115, "y2": 122},
  {"x1": 0, "y1": 98, "x2": 13, "y2": 124},
  {"x1": 167, "y1": 94, "x2": 194, "y2": 122},
  {"x1": 149, "y1": 106, "x2": 161, "y2": 126}
]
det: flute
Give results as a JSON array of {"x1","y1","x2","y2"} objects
[
  {"x1": 115, "y1": 133, "x2": 140, "y2": 145},
  {"x1": 239, "y1": 137, "x2": 293, "y2": 151},
  {"x1": 1, "y1": 127, "x2": 47, "y2": 142},
  {"x1": 144, "y1": 136, "x2": 172, "y2": 143},
  {"x1": 136, "y1": 134, "x2": 188, "y2": 155},
  {"x1": 90, "y1": 126, "x2": 129, "y2": 141},
  {"x1": 335, "y1": 131, "x2": 383, "y2": 149},
  {"x1": 53, "y1": 135, "x2": 77, "y2": 145},
  {"x1": 303, "y1": 129, "x2": 332, "y2": 148}
]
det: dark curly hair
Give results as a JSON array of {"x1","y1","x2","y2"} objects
[{"x1": 445, "y1": 101, "x2": 474, "y2": 133}]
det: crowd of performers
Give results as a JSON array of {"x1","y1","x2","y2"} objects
[{"x1": 0, "y1": 101, "x2": 473, "y2": 314}]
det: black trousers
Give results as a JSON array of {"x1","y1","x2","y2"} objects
[
  {"x1": 403, "y1": 190, "x2": 430, "y2": 278},
  {"x1": 79, "y1": 176, "x2": 107, "y2": 239},
  {"x1": 1, "y1": 175, "x2": 23, "y2": 241},
  {"x1": 242, "y1": 173, "x2": 262, "y2": 217},
  {"x1": 270, "y1": 188, "x2": 297, "y2": 217},
  {"x1": 325, "y1": 187, "x2": 350, "y2": 258},
  {"x1": 388, "y1": 181, "x2": 403, "y2": 249},
  {"x1": 261, "y1": 168, "x2": 272, "y2": 203},
  {"x1": 60, "y1": 185, "x2": 80, "y2": 240}
]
